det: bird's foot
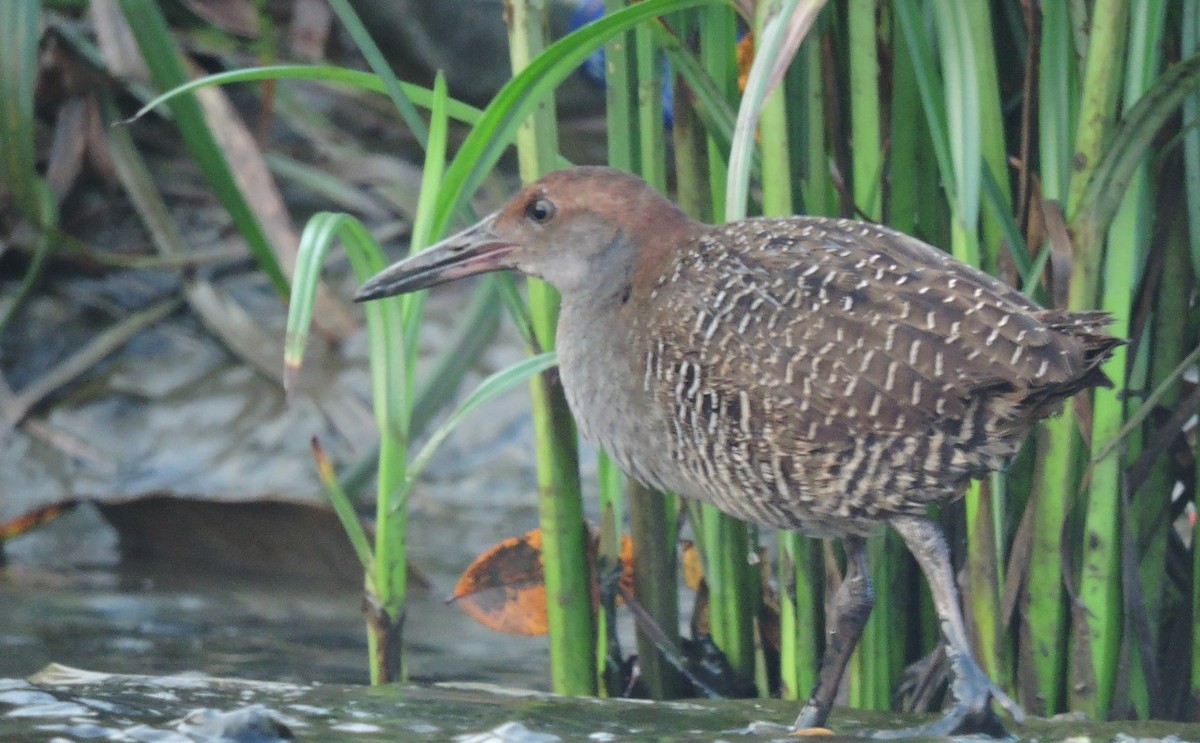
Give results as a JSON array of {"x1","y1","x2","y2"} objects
[
  {"x1": 866, "y1": 704, "x2": 1009, "y2": 740},
  {"x1": 869, "y1": 658, "x2": 1023, "y2": 739},
  {"x1": 791, "y1": 699, "x2": 826, "y2": 731},
  {"x1": 946, "y1": 653, "x2": 1024, "y2": 726}
]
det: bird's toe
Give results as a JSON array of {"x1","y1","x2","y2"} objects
[
  {"x1": 865, "y1": 703, "x2": 1010, "y2": 740},
  {"x1": 948, "y1": 659, "x2": 1025, "y2": 724},
  {"x1": 791, "y1": 700, "x2": 828, "y2": 732}
]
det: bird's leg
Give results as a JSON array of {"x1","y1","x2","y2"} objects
[
  {"x1": 792, "y1": 535, "x2": 873, "y2": 730},
  {"x1": 878, "y1": 514, "x2": 1025, "y2": 739}
]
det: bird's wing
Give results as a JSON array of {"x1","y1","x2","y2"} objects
[{"x1": 651, "y1": 218, "x2": 1091, "y2": 446}]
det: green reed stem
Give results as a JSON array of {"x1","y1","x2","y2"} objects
[
  {"x1": 1066, "y1": 0, "x2": 1130, "y2": 717},
  {"x1": 848, "y1": 0, "x2": 882, "y2": 222},
  {"x1": 846, "y1": 0, "x2": 896, "y2": 711},
  {"x1": 1184, "y1": 0, "x2": 1200, "y2": 712},
  {"x1": 598, "y1": 0, "x2": 636, "y2": 696},
  {"x1": 700, "y1": 4, "x2": 737, "y2": 221},
  {"x1": 625, "y1": 13, "x2": 684, "y2": 699},
  {"x1": 798, "y1": 27, "x2": 834, "y2": 217},
  {"x1": 1024, "y1": 0, "x2": 1077, "y2": 713},
  {"x1": 506, "y1": 0, "x2": 595, "y2": 696}
]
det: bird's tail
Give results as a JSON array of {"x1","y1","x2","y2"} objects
[{"x1": 1038, "y1": 309, "x2": 1125, "y2": 391}]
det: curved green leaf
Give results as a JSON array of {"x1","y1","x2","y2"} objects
[
  {"x1": 128, "y1": 64, "x2": 485, "y2": 127},
  {"x1": 720, "y1": 0, "x2": 825, "y2": 220}
]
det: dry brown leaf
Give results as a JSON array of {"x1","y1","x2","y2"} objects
[
  {"x1": 45, "y1": 97, "x2": 88, "y2": 202},
  {"x1": 290, "y1": 0, "x2": 334, "y2": 62},
  {"x1": 84, "y1": 95, "x2": 119, "y2": 183},
  {"x1": 90, "y1": 0, "x2": 149, "y2": 79},
  {"x1": 190, "y1": 82, "x2": 355, "y2": 339},
  {"x1": 181, "y1": 0, "x2": 259, "y2": 38},
  {"x1": 91, "y1": 2, "x2": 356, "y2": 341}
]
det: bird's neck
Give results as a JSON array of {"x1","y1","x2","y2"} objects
[{"x1": 555, "y1": 287, "x2": 660, "y2": 483}]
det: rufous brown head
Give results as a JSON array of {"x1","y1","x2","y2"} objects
[{"x1": 355, "y1": 167, "x2": 693, "y2": 304}]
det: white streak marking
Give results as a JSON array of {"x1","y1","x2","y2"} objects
[
  {"x1": 739, "y1": 391, "x2": 751, "y2": 434},
  {"x1": 705, "y1": 315, "x2": 721, "y2": 340},
  {"x1": 860, "y1": 349, "x2": 876, "y2": 372},
  {"x1": 908, "y1": 339, "x2": 922, "y2": 366}
]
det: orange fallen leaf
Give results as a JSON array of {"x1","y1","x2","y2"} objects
[
  {"x1": 0, "y1": 502, "x2": 77, "y2": 540},
  {"x1": 451, "y1": 528, "x2": 636, "y2": 636},
  {"x1": 737, "y1": 33, "x2": 755, "y2": 92},
  {"x1": 451, "y1": 528, "x2": 549, "y2": 635},
  {"x1": 681, "y1": 539, "x2": 705, "y2": 590}
]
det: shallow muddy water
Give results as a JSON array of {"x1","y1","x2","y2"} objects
[
  {"x1": 2, "y1": 664, "x2": 1198, "y2": 742},
  {"x1": 0, "y1": 554, "x2": 550, "y2": 691}
]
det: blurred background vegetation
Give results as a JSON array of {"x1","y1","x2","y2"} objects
[{"x1": 3, "y1": 0, "x2": 1200, "y2": 726}]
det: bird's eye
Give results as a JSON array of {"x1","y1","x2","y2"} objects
[{"x1": 525, "y1": 197, "x2": 556, "y2": 225}]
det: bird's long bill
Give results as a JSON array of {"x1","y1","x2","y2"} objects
[{"x1": 354, "y1": 214, "x2": 514, "y2": 302}]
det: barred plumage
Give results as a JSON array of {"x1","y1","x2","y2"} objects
[{"x1": 563, "y1": 214, "x2": 1120, "y2": 537}]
